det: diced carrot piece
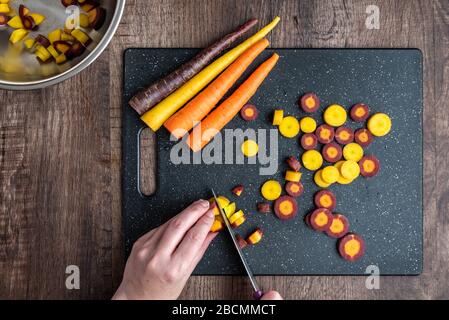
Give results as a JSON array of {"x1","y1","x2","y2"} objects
[
  {"x1": 286, "y1": 156, "x2": 301, "y2": 171},
  {"x1": 210, "y1": 219, "x2": 224, "y2": 232},
  {"x1": 231, "y1": 185, "x2": 244, "y2": 196},
  {"x1": 247, "y1": 229, "x2": 263, "y2": 245},
  {"x1": 272, "y1": 109, "x2": 284, "y2": 126},
  {"x1": 285, "y1": 170, "x2": 302, "y2": 182}
]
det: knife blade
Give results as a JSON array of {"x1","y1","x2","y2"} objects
[{"x1": 211, "y1": 189, "x2": 264, "y2": 300}]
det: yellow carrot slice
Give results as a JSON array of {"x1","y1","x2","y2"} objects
[{"x1": 141, "y1": 17, "x2": 281, "y2": 131}]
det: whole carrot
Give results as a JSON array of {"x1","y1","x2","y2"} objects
[
  {"x1": 187, "y1": 53, "x2": 279, "y2": 152},
  {"x1": 164, "y1": 38, "x2": 270, "y2": 139},
  {"x1": 141, "y1": 17, "x2": 281, "y2": 132},
  {"x1": 128, "y1": 19, "x2": 258, "y2": 115}
]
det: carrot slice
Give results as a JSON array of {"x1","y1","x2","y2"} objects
[
  {"x1": 359, "y1": 155, "x2": 380, "y2": 177},
  {"x1": 299, "y1": 116, "x2": 317, "y2": 133},
  {"x1": 314, "y1": 170, "x2": 331, "y2": 188},
  {"x1": 285, "y1": 181, "x2": 304, "y2": 197},
  {"x1": 240, "y1": 104, "x2": 259, "y2": 121},
  {"x1": 340, "y1": 160, "x2": 360, "y2": 180},
  {"x1": 261, "y1": 179, "x2": 282, "y2": 201},
  {"x1": 343, "y1": 142, "x2": 364, "y2": 162},
  {"x1": 241, "y1": 139, "x2": 259, "y2": 157},
  {"x1": 322, "y1": 142, "x2": 342, "y2": 163},
  {"x1": 335, "y1": 127, "x2": 354, "y2": 145},
  {"x1": 309, "y1": 208, "x2": 333, "y2": 231},
  {"x1": 325, "y1": 214, "x2": 349, "y2": 238},
  {"x1": 314, "y1": 190, "x2": 337, "y2": 211},
  {"x1": 274, "y1": 195, "x2": 298, "y2": 220},
  {"x1": 350, "y1": 103, "x2": 370, "y2": 122},
  {"x1": 354, "y1": 128, "x2": 373, "y2": 147},
  {"x1": 302, "y1": 150, "x2": 323, "y2": 171},
  {"x1": 324, "y1": 104, "x2": 347, "y2": 127},
  {"x1": 334, "y1": 161, "x2": 354, "y2": 184},
  {"x1": 279, "y1": 116, "x2": 300, "y2": 138},
  {"x1": 338, "y1": 233, "x2": 365, "y2": 261},
  {"x1": 321, "y1": 166, "x2": 340, "y2": 184},
  {"x1": 315, "y1": 124, "x2": 335, "y2": 144},
  {"x1": 301, "y1": 133, "x2": 318, "y2": 150},
  {"x1": 299, "y1": 92, "x2": 320, "y2": 112},
  {"x1": 367, "y1": 113, "x2": 392, "y2": 137}
]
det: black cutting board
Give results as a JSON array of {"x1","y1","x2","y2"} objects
[{"x1": 122, "y1": 48, "x2": 423, "y2": 275}]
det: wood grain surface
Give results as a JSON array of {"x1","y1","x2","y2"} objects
[{"x1": 1, "y1": 0, "x2": 448, "y2": 299}]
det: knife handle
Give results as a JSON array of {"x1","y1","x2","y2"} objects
[{"x1": 253, "y1": 290, "x2": 264, "y2": 300}]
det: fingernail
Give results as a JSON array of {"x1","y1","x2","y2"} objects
[{"x1": 198, "y1": 199, "x2": 210, "y2": 208}]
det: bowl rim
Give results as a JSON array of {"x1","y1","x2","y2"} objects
[{"x1": 0, "y1": 0, "x2": 126, "y2": 90}]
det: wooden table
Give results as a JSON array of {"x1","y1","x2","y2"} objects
[{"x1": 1, "y1": 0, "x2": 448, "y2": 299}]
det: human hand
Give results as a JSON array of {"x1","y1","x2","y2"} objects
[
  {"x1": 260, "y1": 290, "x2": 283, "y2": 300},
  {"x1": 112, "y1": 199, "x2": 217, "y2": 300}
]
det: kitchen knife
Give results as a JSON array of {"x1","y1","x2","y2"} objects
[{"x1": 211, "y1": 189, "x2": 264, "y2": 300}]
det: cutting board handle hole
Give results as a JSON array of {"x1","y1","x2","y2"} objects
[{"x1": 139, "y1": 127, "x2": 156, "y2": 196}]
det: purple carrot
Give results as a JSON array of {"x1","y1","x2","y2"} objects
[{"x1": 128, "y1": 18, "x2": 258, "y2": 115}]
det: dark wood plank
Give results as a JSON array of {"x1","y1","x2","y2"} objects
[{"x1": 1, "y1": 0, "x2": 448, "y2": 299}]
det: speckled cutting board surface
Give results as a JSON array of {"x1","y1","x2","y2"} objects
[{"x1": 122, "y1": 48, "x2": 423, "y2": 275}]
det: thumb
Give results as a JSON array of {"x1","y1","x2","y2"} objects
[{"x1": 260, "y1": 290, "x2": 283, "y2": 300}]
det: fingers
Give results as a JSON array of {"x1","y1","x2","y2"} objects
[
  {"x1": 260, "y1": 290, "x2": 283, "y2": 300},
  {"x1": 156, "y1": 199, "x2": 211, "y2": 255},
  {"x1": 187, "y1": 231, "x2": 218, "y2": 273},
  {"x1": 173, "y1": 208, "x2": 215, "y2": 264}
]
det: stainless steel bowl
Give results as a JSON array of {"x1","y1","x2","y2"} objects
[{"x1": 0, "y1": 0, "x2": 125, "y2": 90}]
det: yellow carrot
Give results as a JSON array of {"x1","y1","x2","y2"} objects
[
  {"x1": 141, "y1": 16, "x2": 281, "y2": 131},
  {"x1": 187, "y1": 53, "x2": 279, "y2": 152}
]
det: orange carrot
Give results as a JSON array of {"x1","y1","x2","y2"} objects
[
  {"x1": 187, "y1": 53, "x2": 279, "y2": 152},
  {"x1": 164, "y1": 39, "x2": 270, "y2": 139}
]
